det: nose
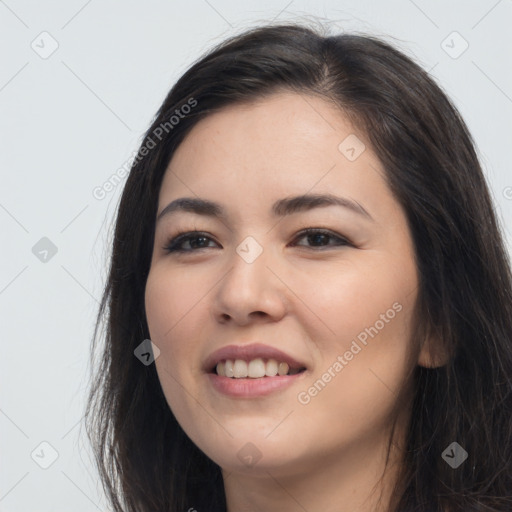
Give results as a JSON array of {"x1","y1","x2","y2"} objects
[{"x1": 211, "y1": 244, "x2": 288, "y2": 326}]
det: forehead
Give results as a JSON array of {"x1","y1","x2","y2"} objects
[
  {"x1": 172, "y1": 92, "x2": 356, "y2": 167},
  {"x1": 158, "y1": 91, "x2": 396, "y2": 223}
]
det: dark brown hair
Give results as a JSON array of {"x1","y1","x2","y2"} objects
[{"x1": 85, "y1": 22, "x2": 512, "y2": 511}]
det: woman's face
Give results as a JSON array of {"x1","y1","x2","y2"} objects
[{"x1": 145, "y1": 92, "x2": 421, "y2": 477}]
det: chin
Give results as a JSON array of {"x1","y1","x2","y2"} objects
[{"x1": 197, "y1": 430, "x2": 301, "y2": 473}]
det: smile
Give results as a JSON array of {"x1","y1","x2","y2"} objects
[{"x1": 215, "y1": 358, "x2": 306, "y2": 378}]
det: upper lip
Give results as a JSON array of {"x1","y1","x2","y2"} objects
[{"x1": 203, "y1": 343, "x2": 308, "y2": 373}]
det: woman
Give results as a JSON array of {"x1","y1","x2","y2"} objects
[{"x1": 85, "y1": 23, "x2": 512, "y2": 512}]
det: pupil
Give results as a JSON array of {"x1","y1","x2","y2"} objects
[
  {"x1": 191, "y1": 236, "x2": 208, "y2": 248},
  {"x1": 309, "y1": 233, "x2": 328, "y2": 245}
]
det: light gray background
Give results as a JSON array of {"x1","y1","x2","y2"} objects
[{"x1": 1, "y1": 1, "x2": 511, "y2": 510}]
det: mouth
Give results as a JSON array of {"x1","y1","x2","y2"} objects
[
  {"x1": 212, "y1": 358, "x2": 307, "y2": 378},
  {"x1": 204, "y1": 342, "x2": 308, "y2": 379},
  {"x1": 203, "y1": 343, "x2": 309, "y2": 399}
]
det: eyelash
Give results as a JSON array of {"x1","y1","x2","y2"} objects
[{"x1": 162, "y1": 228, "x2": 352, "y2": 254}]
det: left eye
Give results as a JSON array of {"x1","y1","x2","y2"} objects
[
  {"x1": 292, "y1": 228, "x2": 350, "y2": 249},
  {"x1": 163, "y1": 228, "x2": 350, "y2": 254}
]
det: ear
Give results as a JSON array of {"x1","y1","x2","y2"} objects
[{"x1": 417, "y1": 334, "x2": 451, "y2": 368}]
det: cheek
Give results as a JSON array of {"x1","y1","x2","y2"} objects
[
  {"x1": 295, "y1": 302, "x2": 414, "y2": 449},
  {"x1": 293, "y1": 255, "x2": 416, "y2": 414},
  {"x1": 144, "y1": 267, "x2": 206, "y2": 388},
  {"x1": 283, "y1": 252, "x2": 416, "y2": 351},
  {"x1": 145, "y1": 268, "x2": 209, "y2": 424},
  {"x1": 145, "y1": 265, "x2": 207, "y2": 341}
]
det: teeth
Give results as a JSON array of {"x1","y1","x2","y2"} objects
[
  {"x1": 278, "y1": 362, "x2": 289, "y2": 376},
  {"x1": 224, "y1": 360, "x2": 234, "y2": 378},
  {"x1": 233, "y1": 359, "x2": 248, "y2": 378},
  {"x1": 265, "y1": 358, "x2": 278, "y2": 376},
  {"x1": 215, "y1": 358, "x2": 303, "y2": 378},
  {"x1": 248, "y1": 358, "x2": 266, "y2": 378}
]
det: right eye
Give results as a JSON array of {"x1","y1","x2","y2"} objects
[{"x1": 163, "y1": 231, "x2": 219, "y2": 253}]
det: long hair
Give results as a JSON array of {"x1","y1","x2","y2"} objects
[{"x1": 85, "y1": 22, "x2": 512, "y2": 512}]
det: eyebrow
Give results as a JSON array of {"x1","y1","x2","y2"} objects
[{"x1": 156, "y1": 193, "x2": 374, "y2": 224}]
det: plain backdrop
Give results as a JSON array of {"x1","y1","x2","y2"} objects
[{"x1": 1, "y1": 1, "x2": 511, "y2": 510}]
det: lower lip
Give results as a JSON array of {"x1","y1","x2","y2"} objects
[{"x1": 207, "y1": 371, "x2": 307, "y2": 398}]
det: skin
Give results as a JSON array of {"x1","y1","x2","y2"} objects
[{"x1": 144, "y1": 91, "x2": 441, "y2": 512}]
